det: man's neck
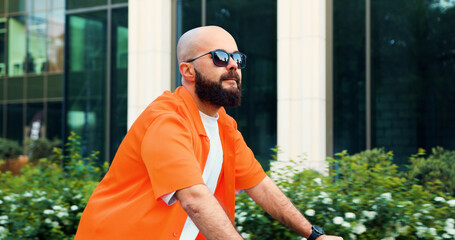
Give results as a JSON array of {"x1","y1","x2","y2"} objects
[{"x1": 184, "y1": 85, "x2": 220, "y2": 117}]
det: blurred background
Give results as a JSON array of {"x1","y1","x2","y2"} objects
[{"x1": 0, "y1": 0, "x2": 454, "y2": 168}]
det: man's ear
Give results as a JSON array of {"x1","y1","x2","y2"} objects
[{"x1": 179, "y1": 62, "x2": 195, "y2": 82}]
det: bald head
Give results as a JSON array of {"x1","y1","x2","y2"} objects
[{"x1": 177, "y1": 26, "x2": 238, "y2": 64}]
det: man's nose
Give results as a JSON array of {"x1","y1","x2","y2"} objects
[{"x1": 225, "y1": 55, "x2": 238, "y2": 70}]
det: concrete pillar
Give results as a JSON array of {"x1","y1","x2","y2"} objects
[
  {"x1": 128, "y1": 0, "x2": 172, "y2": 128},
  {"x1": 276, "y1": 0, "x2": 328, "y2": 173}
]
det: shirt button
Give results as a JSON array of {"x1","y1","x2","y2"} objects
[{"x1": 173, "y1": 232, "x2": 178, "y2": 237}]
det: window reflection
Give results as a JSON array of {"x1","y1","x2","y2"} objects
[
  {"x1": 25, "y1": 0, "x2": 46, "y2": 12},
  {"x1": 0, "y1": 18, "x2": 6, "y2": 76},
  {"x1": 27, "y1": 12, "x2": 47, "y2": 74},
  {"x1": 48, "y1": 9, "x2": 64, "y2": 73},
  {"x1": 8, "y1": 15, "x2": 26, "y2": 76}
]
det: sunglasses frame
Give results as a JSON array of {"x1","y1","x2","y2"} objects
[{"x1": 185, "y1": 50, "x2": 247, "y2": 69}]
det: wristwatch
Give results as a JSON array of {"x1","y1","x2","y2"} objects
[{"x1": 307, "y1": 225, "x2": 325, "y2": 240}]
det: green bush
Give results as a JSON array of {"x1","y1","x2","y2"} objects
[
  {"x1": 407, "y1": 147, "x2": 455, "y2": 196},
  {"x1": 236, "y1": 149, "x2": 455, "y2": 240},
  {"x1": 0, "y1": 132, "x2": 107, "y2": 240},
  {"x1": 0, "y1": 138, "x2": 22, "y2": 160},
  {"x1": 24, "y1": 138, "x2": 62, "y2": 164}
]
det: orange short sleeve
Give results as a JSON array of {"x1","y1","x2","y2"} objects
[
  {"x1": 233, "y1": 130, "x2": 267, "y2": 190},
  {"x1": 141, "y1": 114, "x2": 205, "y2": 200}
]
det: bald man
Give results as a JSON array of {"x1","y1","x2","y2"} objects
[{"x1": 75, "y1": 26, "x2": 342, "y2": 240}]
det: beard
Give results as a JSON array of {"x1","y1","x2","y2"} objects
[{"x1": 194, "y1": 69, "x2": 242, "y2": 108}]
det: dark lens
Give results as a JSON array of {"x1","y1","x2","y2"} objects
[
  {"x1": 232, "y1": 52, "x2": 246, "y2": 69},
  {"x1": 212, "y1": 50, "x2": 229, "y2": 66}
]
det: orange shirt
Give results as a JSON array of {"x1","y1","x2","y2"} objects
[{"x1": 75, "y1": 87, "x2": 266, "y2": 240}]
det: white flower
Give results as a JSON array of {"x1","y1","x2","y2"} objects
[
  {"x1": 0, "y1": 200, "x2": 2, "y2": 204},
  {"x1": 45, "y1": 218, "x2": 52, "y2": 224},
  {"x1": 51, "y1": 221, "x2": 59, "y2": 228},
  {"x1": 322, "y1": 198, "x2": 333, "y2": 204},
  {"x1": 52, "y1": 205, "x2": 63, "y2": 211},
  {"x1": 342, "y1": 222, "x2": 351, "y2": 228},
  {"x1": 0, "y1": 226, "x2": 7, "y2": 234},
  {"x1": 353, "y1": 223, "x2": 367, "y2": 234},
  {"x1": 313, "y1": 178, "x2": 322, "y2": 185},
  {"x1": 362, "y1": 210, "x2": 377, "y2": 220},
  {"x1": 429, "y1": 228, "x2": 437, "y2": 236},
  {"x1": 447, "y1": 200, "x2": 455, "y2": 207},
  {"x1": 305, "y1": 209, "x2": 315, "y2": 217},
  {"x1": 10, "y1": 204, "x2": 17, "y2": 211},
  {"x1": 34, "y1": 197, "x2": 46, "y2": 202},
  {"x1": 3, "y1": 196, "x2": 13, "y2": 201},
  {"x1": 345, "y1": 212, "x2": 356, "y2": 219},
  {"x1": 333, "y1": 216, "x2": 344, "y2": 225},
  {"x1": 23, "y1": 191, "x2": 33, "y2": 197},
  {"x1": 396, "y1": 223, "x2": 410, "y2": 234},
  {"x1": 380, "y1": 193, "x2": 392, "y2": 201},
  {"x1": 70, "y1": 205, "x2": 79, "y2": 211},
  {"x1": 43, "y1": 209, "x2": 55, "y2": 215},
  {"x1": 57, "y1": 212, "x2": 69, "y2": 218},
  {"x1": 442, "y1": 233, "x2": 451, "y2": 238},
  {"x1": 434, "y1": 197, "x2": 446, "y2": 202},
  {"x1": 318, "y1": 192, "x2": 329, "y2": 198},
  {"x1": 0, "y1": 216, "x2": 8, "y2": 220},
  {"x1": 74, "y1": 194, "x2": 82, "y2": 199},
  {"x1": 416, "y1": 226, "x2": 428, "y2": 237},
  {"x1": 352, "y1": 198, "x2": 361, "y2": 204}
]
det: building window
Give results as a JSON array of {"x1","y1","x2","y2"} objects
[{"x1": 333, "y1": 0, "x2": 455, "y2": 164}]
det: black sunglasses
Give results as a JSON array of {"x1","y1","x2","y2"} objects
[{"x1": 185, "y1": 50, "x2": 247, "y2": 69}]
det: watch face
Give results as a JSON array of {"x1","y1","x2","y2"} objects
[{"x1": 313, "y1": 225, "x2": 325, "y2": 235}]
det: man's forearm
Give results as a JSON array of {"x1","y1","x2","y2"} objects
[
  {"x1": 176, "y1": 184, "x2": 243, "y2": 240},
  {"x1": 245, "y1": 176, "x2": 313, "y2": 238}
]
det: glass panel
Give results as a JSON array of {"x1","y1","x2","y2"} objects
[
  {"x1": 47, "y1": 101, "x2": 62, "y2": 140},
  {"x1": 0, "y1": 104, "x2": 3, "y2": 138},
  {"x1": 47, "y1": 73, "x2": 62, "y2": 98},
  {"x1": 6, "y1": 103, "x2": 23, "y2": 143},
  {"x1": 26, "y1": 75, "x2": 44, "y2": 99},
  {"x1": 26, "y1": 102, "x2": 43, "y2": 139},
  {"x1": 7, "y1": 77, "x2": 23, "y2": 100},
  {"x1": 49, "y1": 0, "x2": 64, "y2": 9},
  {"x1": 8, "y1": 0, "x2": 25, "y2": 13},
  {"x1": 175, "y1": 0, "x2": 201, "y2": 87},
  {"x1": 66, "y1": 11, "x2": 107, "y2": 163},
  {"x1": 8, "y1": 15, "x2": 26, "y2": 76},
  {"x1": 66, "y1": 0, "x2": 107, "y2": 10},
  {"x1": 27, "y1": 11, "x2": 47, "y2": 74},
  {"x1": 0, "y1": 78, "x2": 3, "y2": 100},
  {"x1": 370, "y1": 0, "x2": 455, "y2": 165},
  {"x1": 48, "y1": 8, "x2": 64, "y2": 73},
  {"x1": 0, "y1": 18, "x2": 6, "y2": 76},
  {"x1": 26, "y1": 0, "x2": 46, "y2": 12},
  {"x1": 205, "y1": 0, "x2": 277, "y2": 169},
  {"x1": 0, "y1": 0, "x2": 5, "y2": 14},
  {"x1": 110, "y1": 7, "x2": 127, "y2": 161},
  {"x1": 333, "y1": 0, "x2": 366, "y2": 155},
  {"x1": 112, "y1": 0, "x2": 127, "y2": 4}
]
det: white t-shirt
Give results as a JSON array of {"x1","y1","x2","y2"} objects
[{"x1": 161, "y1": 111, "x2": 224, "y2": 240}]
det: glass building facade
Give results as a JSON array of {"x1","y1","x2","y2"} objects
[
  {"x1": 1, "y1": 0, "x2": 454, "y2": 167},
  {"x1": 0, "y1": 0, "x2": 65, "y2": 144},
  {"x1": 65, "y1": 0, "x2": 128, "y2": 163},
  {"x1": 334, "y1": 0, "x2": 455, "y2": 164}
]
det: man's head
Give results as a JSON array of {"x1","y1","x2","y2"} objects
[{"x1": 177, "y1": 26, "x2": 244, "y2": 108}]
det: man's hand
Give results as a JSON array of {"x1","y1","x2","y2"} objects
[
  {"x1": 246, "y1": 176, "x2": 343, "y2": 239},
  {"x1": 317, "y1": 235, "x2": 343, "y2": 240}
]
